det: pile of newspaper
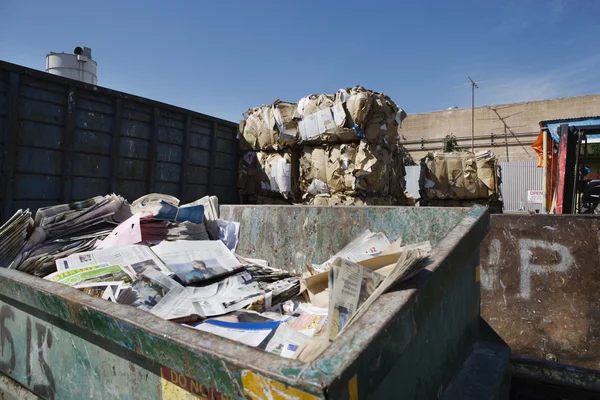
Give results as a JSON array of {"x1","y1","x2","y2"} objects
[
  {"x1": 0, "y1": 194, "x2": 429, "y2": 360},
  {"x1": 6, "y1": 194, "x2": 127, "y2": 274},
  {"x1": 45, "y1": 239, "x2": 301, "y2": 322},
  {"x1": 8, "y1": 194, "x2": 214, "y2": 277},
  {"x1": 237, "y1": 86, "x2": 411, "y2": 205},
  {"x1": 0, "y1": 209, "x2": 33, "y2": 269},
  {"x1": 178, "y1": 231, "x2": 430, "y2": 361}
]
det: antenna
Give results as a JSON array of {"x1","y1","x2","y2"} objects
[{"x1": 468, "y1": 76, "x2": 479, "y2": 152}]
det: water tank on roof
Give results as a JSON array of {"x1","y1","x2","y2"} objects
[{"x1": 45, "y1": 46, "x2": 97, "y2": 84}]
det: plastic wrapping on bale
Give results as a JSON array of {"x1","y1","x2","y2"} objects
[
  {"x1": 238, "y1": 151, "x2": 298, "y2": 200},
  {"x1": 419, "y1": 151, "x2": 498, "y2": 201},
  {"x1": 299, "y1": 144, "x2": 357, "y2": 196},
  {"x1": 239, "y1": 102, "x2": 298, "y2": 151}
]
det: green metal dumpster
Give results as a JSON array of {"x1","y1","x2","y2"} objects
[{"x1": 0, "y1": 205, "x2": 510, "y2": 399}]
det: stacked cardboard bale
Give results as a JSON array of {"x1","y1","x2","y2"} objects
[
  {"x1": 238, "y1": 86, "x2": 410, "y2": 205},
  {"x1": 418, "y1": 151, "x2": 501, "y2": 208}
]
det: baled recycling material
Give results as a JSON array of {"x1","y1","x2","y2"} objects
[
  {"x1": 298, "y1": 141, "x2": 406, "y2": 197},
  {"x1": 420, "y1": 151, "x2": 498, "y2": 201},
  {"x1": 239, "y1": 101, "x2": 299, "y2": 151},
  {"x1": 237, "y1": 150, "x2": 298, "y2": 201},
  {"x1": 238, "y1": 85, "x2": 409, "y2": 205},
  {"x1": 238, "y1": 86, "x2": 406, "y2": 150}
]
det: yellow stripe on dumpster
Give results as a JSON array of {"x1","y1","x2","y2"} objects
[
  {"x1": 241, "y1": 370, "x2": 319, "y2": 400},
  {"x1": 160, "y1": 366, "x2": 232, "y2": 400},
  {"x1": 348, "y1": 375, "x2": 358, "y2": 400},
  {"x1": 475, "y1": 265, "x2": 481, "y2": 283}
]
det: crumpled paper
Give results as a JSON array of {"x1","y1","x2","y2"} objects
[{"x1": 239, "y1": 101, "x2": 298, "y2": 151}]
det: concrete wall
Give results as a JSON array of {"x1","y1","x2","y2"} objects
[{"x1": 399, "y1": 94, "x2": 600, "y2": 163}]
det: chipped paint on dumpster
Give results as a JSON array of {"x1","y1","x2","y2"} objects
[
  {"x1": 481, "y1": 214, "x2": 600, "y2": 371},
  {"x1": 241, "y1": 370, "x2": 320, "y2": 400},
  {"x1": 0, "y1": 205, "x2": 506, "y2": 399},
  {"x1": 220, "y1": 205, "x2": 470, "y2": 274},
  {"x1": 160, "y1": 367, "x2": 233, "y2": 399}
]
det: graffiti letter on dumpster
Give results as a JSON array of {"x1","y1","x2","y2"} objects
[
  {"x1": 0, "y1": 305, "x2": 15, "y2": 373},
  {"x1": 481, "y1": 239, "x2": 501, "y2": 290},
  {"x1": 519, "y1": 239, "x2": 574, "y2": 299}
]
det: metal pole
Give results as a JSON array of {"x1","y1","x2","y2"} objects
[
  {"x1": 471, "y1": 84, "x2": 474, "y2": 151},
  {"x1": 542, "y1": 130, "x2": 547, "y2": 214},
  {"x1": 468, "y1": 77, "x2": 478, "y2": 152}
]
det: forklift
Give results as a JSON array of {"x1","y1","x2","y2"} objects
[{"x1": 557, "y1": 124, "x2": 600, "y2": 214}]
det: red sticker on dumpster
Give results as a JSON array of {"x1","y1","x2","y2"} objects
[{"x1": 160, "y1": 366, "x2": 232, "y2": 399}]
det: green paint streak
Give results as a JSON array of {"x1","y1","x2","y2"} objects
[{"x1": 281, "y1": 367, "x2": 303, "y2": 379}]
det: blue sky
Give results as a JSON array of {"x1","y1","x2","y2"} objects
[{"x1": 2, "y1": 0, "x2": 599, "y2": 122}]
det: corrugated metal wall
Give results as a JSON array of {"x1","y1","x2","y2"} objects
[
  {"x1": 0, "y1": 61, "x2": 239, "y2": 221},
  {"x1": 499, "y1": 160, "x2": 543, "y2": 211},
  {"x1": 405, "y1": 166, "x2": 420, "y2": 199}
]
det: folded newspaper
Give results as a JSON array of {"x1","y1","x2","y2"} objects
[{"x1": 330, "y1": 241, "x2": 431, "y2": 339}]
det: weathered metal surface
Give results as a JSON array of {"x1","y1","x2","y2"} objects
[
  {"x1": 481, "y1": 214, "x2": 600, "y2": 370},
  {"x1": 0, "y1": 372, "x2": 39, "y2": 399},
  {"x1": 0, "y1": 205, "x2": 508, "y2": 399},
  {"x1": 220, "y1": 205, "x2": 472, "y2": 272},
  {"x1": 217, "y1": 205, "x2": 509, "y2": 399},
  {"x1": 0, "y1": 60, "x2": 239, "y2": 221},
  {"x1": 0, "y1": 268, "x2": 316, "y2": 400},
  {"x1": 441, "y1": 320, "x2": 511, "y2": 400},
  {"x1": 511, "y1": 356, "x2": 600, "y2": 398}
]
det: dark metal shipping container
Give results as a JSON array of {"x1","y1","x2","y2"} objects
[{"x1": 0, "y1": 60, "x2": 239, "y2": 221}]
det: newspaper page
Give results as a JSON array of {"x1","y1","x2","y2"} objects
[
  {"x1": 311, "y1": 230, "x2": 391, "y2": 272},
  {"x1": 150, "y1": 240, "x2": 242, "y2": 285},
  {"x1": 191, "y1": 272, "x2": 264, "y2": 317},
  {"x1": 326, "y1": 258, "x2": 385, "y2": 340},
  {"x1": 130, "y1": 267, "x2": 189, "y2": 320},
  {"x1": 55, "y1": 245, "x2": 172, "y2": 277},
  {"x1": 74, "y1": 281, "x2": 122, "y2": 301},
  {"x1": 264, "y1": 325, "x2": 308, "y2": 358},
  {"x1": 338, "y1": 243, "x2": 431, "y2": 337},
  {"x1": 193, "y1": 320, "x2": 279, "y2": 347},
  {"x1": 45, "y1": 265, "x2": 133, "y2": 286}
]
